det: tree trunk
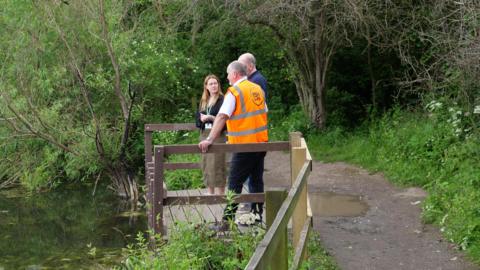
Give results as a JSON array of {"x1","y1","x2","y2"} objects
[
  {"x1": 287, "y1": 44, "x2": 329, "y2": 129},
  {"x1": 293, "y1": 62, "x2": 327, "y2": 130},
  {"x1": 108, "y1": 164, "x2": 139, "y2": 202},
  {"x1": 284, "y1": 1, "x2": 331, "y2": 129}
]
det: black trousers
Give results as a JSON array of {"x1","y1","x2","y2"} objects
[{"x1": 223, "y1": 151, "x2": 266, "y2": 221}]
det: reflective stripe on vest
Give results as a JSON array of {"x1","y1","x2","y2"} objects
[
  {"x1": 229, "y1": 108, "x2": 267, "y2": 120},
  {"x1": 233, "y1": 85, "x2": 246, "y2": 113},
  {"x1": 226, "y1": 125, "x2": 268, "y2": 137}
]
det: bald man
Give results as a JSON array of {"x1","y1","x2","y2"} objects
[{"x1": 238, "y1": 52, "x2": 268, "y2": 101}]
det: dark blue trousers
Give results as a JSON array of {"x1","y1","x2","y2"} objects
[{"x1": 223, "y1": 151, "x2": 266, "y2": 221}]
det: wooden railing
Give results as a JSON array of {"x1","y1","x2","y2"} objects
[
  {"x1": 144, "y1": 124, "x2": 290, "y2": 235},
  {"x1": 144, "y1": 124, "x2": 312, "y2": 269},
  {"x1": 245, "y1": 133, "x2": 313, "y2": 270},
  {"x1": 144, "y1": 123, "x2": 197, "y2": 234}
]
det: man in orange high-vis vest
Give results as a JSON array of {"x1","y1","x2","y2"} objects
[
  {"x1": 199, "y1": 60, "x2": 268, "y2": 230},
  {"x1": 238, "y1": 52, "x2": 268, "y2": 213}
]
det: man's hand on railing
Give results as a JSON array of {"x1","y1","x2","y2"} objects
[{"x1": 198, "y1": 137, "x2": 213, "y2": 153}]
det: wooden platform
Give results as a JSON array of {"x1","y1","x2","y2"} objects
[
  {"x1": 157, "y1": 148, "x2": 292, "y2": 235},
  {"x1": 162, "y1": 186, "x2": 261, "y2": 233},
  {"x1": 164, "y1": 188, "x2": 225, "y2": 227}
]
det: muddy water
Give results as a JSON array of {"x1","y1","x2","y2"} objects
[
  {"x1": 310, "y1": 192, "x2": 369, "y2": 217},
  {"x1": 0, "y1": 186, "x2": 146, "y2": 269}
]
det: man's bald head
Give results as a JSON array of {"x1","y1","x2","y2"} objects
[{"x1": 238, "y1": 53, "x2": 257, "y2": 76}]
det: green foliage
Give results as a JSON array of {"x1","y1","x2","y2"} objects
[
  {"x1": 309, "y1": 105, "x2": 480, "y2": 262},
  {"x1": 296, "y1": 232, "x2": 340, "y2": 270},
  {"x1": 269, "y1": 105, "x2": 316, "y2": 141},
  {"x1": 151, "y1": 129, "x2": 203, "y2": 190},
  {"x1": 119, "y1": 224, "x2": 339, "y2": 269},
  {"x1": 0, "y1": 1, "x2": 204, "y2": 191},
  {"x1": 325, "y1": 87, "x2": 362, "y2": 128},
  {"x1": 164, "y1": 154, "x2": 203, "y2": 190},
  {"x1": 118, "y1": 222, "x2": 264, "y2": 270},
  {"x1": 0, "y1": 0, "x2": 298, "y2": 192},
  {"x1": 1, "y1": 0, "x2": 479, "y2": 267},
  {"x1": 327, "y1": 42, "x2": 402, "y2": 126}
]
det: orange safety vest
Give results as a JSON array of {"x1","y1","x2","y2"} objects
[{"x1": 226, "y1": 80, "x2": 268, "y2": 144}]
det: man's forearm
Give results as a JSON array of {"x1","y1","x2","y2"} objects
[{"x1": 207, "y1": 113, "x2": 228, "y2": 141}]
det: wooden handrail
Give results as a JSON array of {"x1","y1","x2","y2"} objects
[
  {"x1": 245, "y1": 132, "x2": 313, "y2": 270},
  {"x1": 144, "y1": 123, "x2": 196, "y2": 164},
  {"x1": 162, "y1": 142, "x2": 290, "y2": 155},
  {"x1": 246, "y1": 160, "x2": 312, "y2": 269}
]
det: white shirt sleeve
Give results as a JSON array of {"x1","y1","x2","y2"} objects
[{"x1": 218, "y1": 92, "x2": 236, "y2": 117}]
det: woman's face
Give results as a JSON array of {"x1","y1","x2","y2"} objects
[{"x1": 206, "y1": 78, "x2": 219, "y2": 96}]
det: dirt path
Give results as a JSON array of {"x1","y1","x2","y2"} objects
[{"x1": 263, "y1": 151, "x2": 479, "y2": 270}]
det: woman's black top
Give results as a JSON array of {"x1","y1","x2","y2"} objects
[{"x1": 195, "y1": 95, "x2": 225, "y2": 130}]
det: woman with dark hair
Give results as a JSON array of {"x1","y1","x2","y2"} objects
[{"x1": 196, "y1": 74, "x2": 227, "y2": 195}]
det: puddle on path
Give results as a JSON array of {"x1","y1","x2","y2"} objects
[{"x1": 310, "y1": 192, "x2": 369, "y2": 217}]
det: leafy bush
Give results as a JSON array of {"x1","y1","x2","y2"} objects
[{"x1": 269, "y1": 105, "x2": 315, "y2": 141}]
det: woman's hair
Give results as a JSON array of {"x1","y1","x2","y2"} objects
[{"x1": 199, "y1": 74, "x2": 223, "y2": 111}]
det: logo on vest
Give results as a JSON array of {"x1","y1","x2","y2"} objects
[{"x1": 251, "y1": 90, "x2": 264, "y2": 106}]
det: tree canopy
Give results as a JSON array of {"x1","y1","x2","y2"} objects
[{"x1": 1, "y1": 0, "x2": 479, "y2": 197}]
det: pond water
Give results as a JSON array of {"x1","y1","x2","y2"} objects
[{"x1": 0, "y1": 186, "x2": 146, "y2": 269}]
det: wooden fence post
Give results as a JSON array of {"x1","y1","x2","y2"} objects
[
  {"x1": 144, "y1": 125, "x2": 153, "y2": 163},
  {"x1": 289, "y1": 132, "x2": 308, "y2": 254},
  {"x1": 265, "y1": 189, "x2": 288, "y2": 270},
  {"x1": 153, "y1": 145, "x2": 165, "y2": 235},
  {"x1": 145, "y1": 127, "x2": 154, "y2": 240}
]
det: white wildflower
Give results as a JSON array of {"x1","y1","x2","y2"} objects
[
  {"x1": 426, "y1": 101, "x2": 442, "y2": 111},
  {"x1": 474, "y1": 105, "x2": 480, "y2": 114},
  {"x1": 235, "y1": 213, "x2": 260, "y2": 226}
]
